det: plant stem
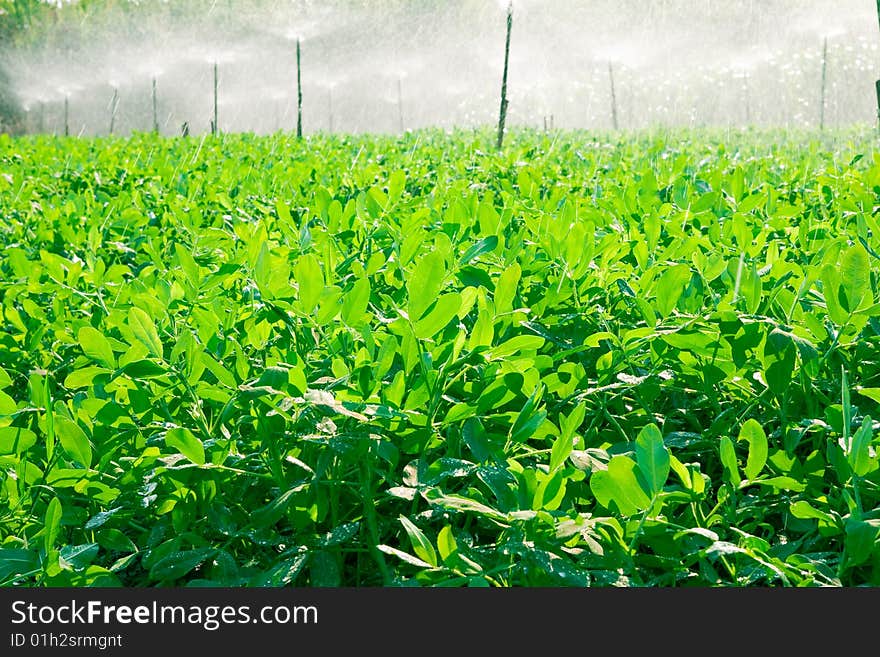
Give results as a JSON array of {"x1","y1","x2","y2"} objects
[{"x1": 360, "y1": 455, "x2": 391, "y2": 585}]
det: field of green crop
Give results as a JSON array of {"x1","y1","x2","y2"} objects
[{"x1": 1, "y1": 129, "x2": 879, "y2": 587}]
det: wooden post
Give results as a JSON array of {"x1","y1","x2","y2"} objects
[
  {"x1": 875, "y1": 80, "x2": 880, "y2": 128},
  {"x1": 496, "y1": 3, "x2": 513, "y2": 150},
  {"x1": 152, "y1": 77, "x2": 159, "y2": 133},
  {"x1": 110, "y1": 87, "x2": 119, "y2": 135},
  {"x1": 296, "y1": 39, "x2": 303, "y2": 138},
  {"x1": 875, "y1": 0, "x2": 880, "y2": 126}
]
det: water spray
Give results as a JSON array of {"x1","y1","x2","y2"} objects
[
  {"x1": 496, "y1": 2, "x2": 513, "y2": 150},
  {"x1": 64, "y1": 95, "x2": 69, "y2": 137},
  {"x1": 213, "y1": 62, "x2": 219, "y2": 135},
  {"x1": 296, "y1": 38, "x2": 303, "y2": 138},
  {"x1": 608, "y1": 62, "x2": 619, "y2": 131},
  {"x1": 743, "y1": 73, "x2": 751, "y2": 125},
  {"x1": 152, "y1": 77, "x2": 159, "y2": 133},
  {"x1": 819, "y1": 37, "x2": 828, "y2": 130},
  {"x1": 110, "y1": 87, "x2": 119, "y2": 135},
  {"x1": 38, "y1": 101, "x2": 45, "y2": 134},
  {"x1": 397, "y1": 77, "x2": 404, "y2": 133},
  {"x1": 328, "y1": 88, "x2": 334, "y2": 134}
]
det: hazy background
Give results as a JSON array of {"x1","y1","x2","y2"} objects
[{"x1": 2, "y1": 0, "x2": 879, "y2": 135}]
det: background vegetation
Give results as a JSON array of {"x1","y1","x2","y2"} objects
[{"x1": 1, "y1": 129, "x2": 878, "y2": 586}]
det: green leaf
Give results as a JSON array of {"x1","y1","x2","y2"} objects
[
  {"x1": 549, "y1": 433, "x2": 573, "y2": 473},
  {"x1": 77, "y1": 326, "x2": 116, "y2": 369},
  {"x1": 275, "y1": 198, "x2": 293, "y2": 225},
  {"x1": 121, "y1": 359, "x2": 167, "y2": 379},
  {"x1": 64, "y1": 366, "x2": 111, "y2": 389},
  {"x1": 55, "y1": 417, "x2": 92, "y2": 468},
  {"x1": 422, "y1": 491, "x2": 508, "y2": 522},
  {"x1": 738, "y1": 419, "x2": 768, "y2": 480},
  {"x1": 84, "y1": 507, "x2": 123, "y2": 530},
  {"x1": 719, "y1": 436, "x2": 740, "y2": 486},
  {"x1": 250, "y1": 485, "x2": 305, "y2": 528},
  {"x1": 399, "y1": 516, "x2": 438, "y2": 567},
  {"x1": 0, "y1": 390, "x2": 17, "y2": 416},
  {"x1": 459, "y1": 236, "x2": 499, "y2": 265},
  {"x1": 0, "y1": 366, "x2": 11, "y2": 388},
  {"x1": 96, "y1": 528, "x2": 137, "y2": 553},
  {"x1": 376, "y1": 544, "x2": 435, "y2": 570},
  {"x1": 461, "y1": 417, "x2": 491, "y2": 462},
  {"x1": 840, "y1": 244, "x2": 871, "y2": 312},
  {"x1": 849, "y1": 416, "x2": 874, "y2": 477},
  {"x1": 413, "y1": 293, "x2": 461, "y2": 339},
  {"x1": 294, "y1": 254, "x2": 324, "y2": 311},
  {"x1": 253, "y1": 553, "x2": 307, "y2": 586},
  {"x1": 388, "y1": 169, "x2": 406, "y2": 202},
  {"x1": 44, "y1": 497, "x2": 63, "y2": 554},
  {"x1": 655, "y1": 264, "x2": 691, "y2": 316},
  {"x1": 128, "y1": 307, "x2": 163, "y2": 358},
  {"x1": 749, "y1": 476, "x2": 805, "y2": 492},
  {"x1": 174, "y1": 242, "x2": 200, "y2": 289},
  {"x1": 590, "y1": 455, "x2": 652, "y2": 516},
  {"x1": 844, "y1": 518, "x2": 879, "y2": 567},
  {"x1": 0, "y1": 549, "x2": 39, "y2": 582},
  {"x1": 436, "y1": 525, "x2": 457, "y2": 563},
  {"x1": 59, "y1": 543, "x2": 99, "y2": 569},
  {"x1": 149, "y1": 549, "x2": 216, "y2": 582},
  {"x1": 165, "y1": 427, "x2": 205, "y2": 466},
  {"x1": 789, "y1": 501, "x2": 835, "y2": 524},
  {"x1": 635, "y1": 424, "x2": 670, "y2": 496},
  {"x1": 407, "y1": 250, "x2": 446, "y2": 321},
  {"x1": 0, "y1": 426, "x2": 37, "y2": 455},
  {"x1": 494, "y1": 262, "x2": 521, "y2": 316},
  {"x1": 821, "y1": 264, "x2": 848, "y2": 325},
  {"x1": 857, "y1": 388, "x2": 880, "y2": 404},
  {"x1": 341, "y1": 277, "x2": 371, "y2": 326},
  {"x1": 533, "y1": 469, "x2": 567, "y2": 511},
  {"x1": 561, "y1": 404, "x2": 586, "y2": 441},
  {"x1": 509, "y1": 386, "x2": 546, "y2": 443},
  {"x1": 309, "y1": 550, "x2": 341, "y2": 586}
]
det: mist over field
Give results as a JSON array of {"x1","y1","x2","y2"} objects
[{"x1": 3, "y1": 0, "x2": 878, "y2": 135}]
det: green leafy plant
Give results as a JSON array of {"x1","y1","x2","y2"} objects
[{"x1": 0, "y1": 127, "x2": 879, "y2": 587}]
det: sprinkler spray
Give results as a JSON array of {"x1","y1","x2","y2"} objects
[
  {"x1": 328, "y1": 88, "x2": 334, "y2": 134},
  {"x1": 820, "y1": 37, "x2": 828, "y2": 130},
  {"x1": 397, "y1": 78, "x2": 404, "y2": 133},
  {"x1": 609, "y1": 62, "x2": 619, "y2": 131}
]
